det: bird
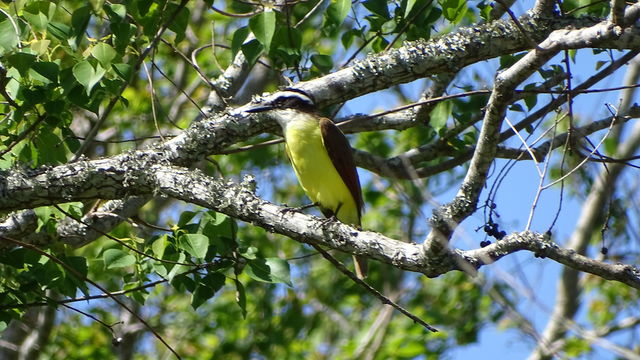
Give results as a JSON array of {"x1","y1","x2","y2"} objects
[{"x1": 244, "y1": 89, "x2": 368, "y2": 279}]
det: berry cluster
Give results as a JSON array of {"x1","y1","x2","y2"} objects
[{"x1": 479, "y1": 219, "x2": 507, "y2": 247}]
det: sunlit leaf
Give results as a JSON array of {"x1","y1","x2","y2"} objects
[
  {"x1": 249, "y1": 11, "x2": 276, "y2": 52},
  {"x1": 103, "y1": 249, "x2": 135, "y2": 269}
]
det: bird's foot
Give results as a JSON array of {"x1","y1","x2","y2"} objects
[
  {"x1": 280, "y1": 202, "x2": 318, "y2": 215},
  {"x1": 318, "y1": 214, "x2": 338, "y2": 227}
]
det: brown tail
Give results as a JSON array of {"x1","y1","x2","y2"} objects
[{"x1": 353, "y1": 255, "x2": 368, "y2": 279}]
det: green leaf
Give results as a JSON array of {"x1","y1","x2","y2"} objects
[
  {"x1": 177, "y1": 211, "x2": 197, "y2": 227},
  {"x1": 523, "y1": 84, "x2": 538, "y2": 110},
  {"x1": 8, "y1": 53, "x2": 37, "y2": 76},
  {"x1": 200, "y1": 212, "x2": 237, "y2": 256},
  {"x1": 241, "y1": 39, "x2": 263, "y2": 67},
  {"x1": 61, "y1": 128, "x2": 80, "y2": 152},
  {"x1": 31, "y1": 61, "x2": 59, "y2": 84},
  {"x1": 564, "y1": 337, "x2": 591, "y2": 357},
  {"x1": 103, "y1": 249, "x2": 136, "y2": 269},
  {"x1": 341, "y1": 28, "x2": 360, "y2": 49},
  {"x1": 249, "y1": 11, "x2": 276, "y2": 51},
  {"x1": 47, "y1": 22, "x2": 72, "y2": 41},
  {"x1": 23, "y1": 1, "x2": 55, "y2": 32},
  {"x1": 91, "y1": 43, "x2": 117, "y2": 67},
  {"x1": 363, "y1": 0, "x2": 390, "y2": 19},
  {"x1": 166, "y1": 253, "x2": 188, "y2": 281},
  {"x1": 152, "y1": 235, "x2": 169, "y2": 259},
  {"x1": 332, "y1": 0, "x2": 351, "y2": 24},
  {"x1": 30, "y1": 39, "x2": 50, "y2": 55},
  {"x1": 111, "y1": 63, "x2": 132, "y2": 81},
  {"x1": 72, "y1": 61, "x2": 105, "y2": 95},
  {"x1": 478, "y1": 0, "x2": 492, "y2": 21},
  {"x1": 191, "y1": 273, "x2": 225, "y2": 309},
  {"x1": 404, "y1": 0, "x2": 417, "y2": 18},
  {"x1": 67, "y1": 85, "x2": 96, "y2": 113},
  {"x1": 311, "y1": 54, "x2": 333, "y2": 73},
  {"x1": 111, "y1": 22, "x2": 135, "y2": 52},
  {"x1": 58, "y1": 202, "x2": 83, "y2": 219},
  {"x1": 324, "y1": 0, "x2": 351, "y2": 35},
  {"x1": 170, "y1": 273, "x2": 196, "y2": 292},
  {"x1": 137, "y1": 0, "x2": 153, "y2": 16},
  {"x1": 439, "y1": 0, "x2": 467, "y2": 23},
  {"x1": 430, "y1": 100, "x2": 452, "y2": 132},
  {"x1": 192, "y1": 282, "x2": 215, "y2": 310},
  {"x1": 21, "y1": 86, "x2": 46, "y2": 107},
  {"x1": 0, "y1": 20, "x2": 19, "y2": 52},
  {"x1": 231, "y1": 26, "x2": 249, "y2": 57},
  {"x1": 234, "y1": 278, "x2": 247, "y2": 318},
  {"x1": 569, "y1": 49, "x2": 577, "y2": 63},
  {"x1": 200, "y1": 211, "x2": 235, "y2": 238},
  {"x1": 167, "y1": 4, "x2": 189, "y2": 43},
  {"x1": 71, "y1": 6, "x2": 91, "y2": 47},
  {"x1": 246, "y1": 257, "x2": 292, "y2": 286},
  {"x1": 34, "y1": 131, "x2": 67, "y2": 165},
  {"x1": 63, "y1": 256, "x2": 89, "y2": 297},
  {"x1": 509, "y1": 103, "x2": 524, "y2": 112},
  {"x1": 371, "y1": 36, "x2": 389, "y2": 52},
  {"x1": 123, "y1": 281, "x2": 148, "y2": 305},
  {"x1": 271, "y1": 27, "x2": 302, "y2": 66},
  {"x1": 238, "y1": 246, "x2": 258, "y2": 260},
  {"x1": 179, "y1": 233, "x2": 209, "y2": 259},
  {"x1": 105, "y1": 3, "x2": 127, "y2": 22}
]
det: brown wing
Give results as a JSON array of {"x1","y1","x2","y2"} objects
[{"x1": 319, "y1": 118, "x2": 364, "y2": 223}]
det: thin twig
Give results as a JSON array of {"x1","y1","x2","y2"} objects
[
  {"x1": 525, "y1": 115, "x2": 559, "y2": 230},
  {"x1": 61, "y1": 303, "x2": 120, "y2": 337},
  {"x1": 70, "y1": 134, "x2": 177, "y2": 144},
  {"x1": 294, "y1": 0, "x2": 324, "y2": 28},
  {"x1": 211, "y1": 6, "x2": 261, "y2": 18},
  {"x1": 0, "y1": 64, "x2": 20, "y2": 109},
  {"x1": 542, "y1": 116, "x2": 617, "y2": 189},
  {"x1": 72, "y1": 0, "x2": 190, "y2": 161},
  {"x1": 0, "y1": 114, "x2": 46, "y2": 158},
  {"x1": 218, "y1": 138, "x2": 284, "y2": 154},
  {"x1": 495, "y1": 0, "x2": 539, "y2": 49},
  {"x1": 504, "y1": 116, "x2": 542, "y2": 176},
  {"x1": 309, "y1": 243, "x2": 438, "y2": 332},
  {"x1": 0, "y1": 235, "x2": 182, "y2": 359},
  {"x1": 54, "y1": 205, "x2": 196, "y2": 267},
  {"x1": 142, "y1": 59, "x2": 165, "y2": 142}
]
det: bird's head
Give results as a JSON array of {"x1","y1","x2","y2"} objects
[
  {"x1": 241, "y1": 89, "x2": 318, "y2": 129},
  {"x1": 243, "y1": 89, "x2": 315, "y2": 114}
]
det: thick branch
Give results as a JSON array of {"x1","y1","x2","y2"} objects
[{"x1": 1, "y1": 161, "x2": 638, "y2": 288}]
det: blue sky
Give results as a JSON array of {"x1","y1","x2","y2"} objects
[{"x1": 339, "y1": 38, "x2": 635, "y2": 357}]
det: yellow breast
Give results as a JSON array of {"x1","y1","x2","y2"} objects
[{"x1": 283, "y1": 117, "x2": 359, "y2": 225}]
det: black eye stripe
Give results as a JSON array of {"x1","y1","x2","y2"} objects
[{"x1": 272, "y1": 94, "x2": 315, "y2": 110}]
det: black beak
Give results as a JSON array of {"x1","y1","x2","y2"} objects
[{"x1": 242, "y1": 102, "x2": 274, "y2": 113}]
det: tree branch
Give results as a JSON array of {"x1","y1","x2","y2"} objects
[{"x1": 2, "y1": 161, "x2": 638, "y2": 288}]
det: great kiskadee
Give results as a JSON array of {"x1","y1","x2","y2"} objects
[{"x1": 245, "y1": 89, "x2": 368, "y2": 279}]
